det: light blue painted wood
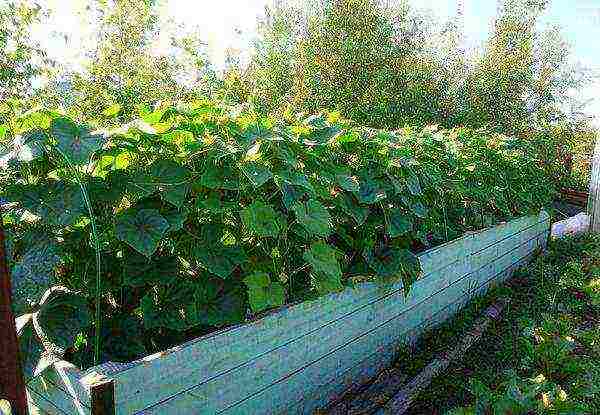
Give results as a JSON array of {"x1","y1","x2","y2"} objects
[
  {"x1": 28, "y1": 212, "x2": 551, "y2": 415},
  {"x1": 27, "y1": 361, "x2": 90, "y2": 415}
]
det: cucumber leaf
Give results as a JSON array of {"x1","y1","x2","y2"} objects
[
  {"x1": 241, "y1": 200, "x2": 283, "y2": 238},
  {"x1": 115, "y1": 208, "x2": 169, "y2": 257},
  {"x1": 292, "y1": 199, "x2": 331, "y2": 237}
]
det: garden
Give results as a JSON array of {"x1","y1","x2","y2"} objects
[{"x1": 0, "y1": 0, "x2": 598, "y2": 414}]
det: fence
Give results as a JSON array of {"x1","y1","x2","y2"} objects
[{"x1": 27, "y1": 211, "x2": 551, "y2": 415}]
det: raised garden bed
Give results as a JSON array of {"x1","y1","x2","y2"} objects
[{"x1": 27, "y1": 210, "x2": 550, "y2": 415}]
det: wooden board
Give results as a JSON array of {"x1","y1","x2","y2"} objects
[{"x1": 27, "y1": 211, "x2": 551, "y2": 415}]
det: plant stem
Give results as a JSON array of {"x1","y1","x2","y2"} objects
[{"x1": 57, "y1": 149, "x2": 103, "y2": 365}]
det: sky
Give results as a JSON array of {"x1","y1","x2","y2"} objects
[{"x1": 32, "y1": 0, "x2": 600, "y2": 125}]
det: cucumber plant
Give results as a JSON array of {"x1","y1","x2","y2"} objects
[{"x1": 0, "y1": 100, "x2": 553, "y2": 375}]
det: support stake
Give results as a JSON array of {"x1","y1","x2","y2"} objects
[
  {"x1": 0, "y1": 212, "x2": 28, "y2": 415},
  {"x1": 91, "y1": 379, "x2": 115, "y2": 415}
]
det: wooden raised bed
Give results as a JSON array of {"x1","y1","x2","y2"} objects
[
  {"x1": 27, "y1": 211, "x2": 551, "y2": 415},
  {"x1": 560, "y1": 188, "x2": 589, "y2": 207}
]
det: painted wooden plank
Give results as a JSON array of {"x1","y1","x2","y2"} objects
[
  {"x1": 26, "y1": 361, "x2": 90, "y2": 415},
  {"x1": 141, "y1": 273, "x2": 478, "y2": 415},
  {"x1": 109, "y1": 237, "x2": 475, "y2": 413},
  {"x1": 129, "y1": 269, "x2": 464, "y2": 414}
]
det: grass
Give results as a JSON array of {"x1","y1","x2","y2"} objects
[{"x1": 389, "y1": 234, "x2": 600, "y2": 415}]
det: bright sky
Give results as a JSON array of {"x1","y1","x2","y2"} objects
[{"x1": 33, "y1": 0, "x2": 600, "y2": 125}]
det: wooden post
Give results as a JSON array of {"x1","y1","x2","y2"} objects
[
  {"x1": 587, "y1": 134, "x2": 600, "y2": 232},
  {"x1": 0, "y1": 212, "x2": 28, "y2": 415},
  {"x1": 91, "y1": 379, "x2": 115, "y2": 415}
]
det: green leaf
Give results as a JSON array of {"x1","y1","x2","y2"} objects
[
  {"x1": 200, "y1": 165, "x2": 239, "y2": 190},
  {"x1": 406, "y1": 173, "x2": 422, "y2": 195},
  {"x1": 276, "y1": 170, "x2": 314, "y2": 193},
  {"x1": 92, "y1": 315, "x2": 147, "y2": 364},
  {"x1": 33, "y1": 287, "x2": 91, "y2": 355},
  {"x1": 304, "y1": 125, "x2": 341, "y2": 145},
  {"x1": 148, "y1": 159, "x2": 191, "y2": 208},
  {"x1": 51, "y1": 117, "x2": 104, "y2": 164},
  {"x1": 5, "y1": 182, "x2": 86, "y2": 227},
  {"x1": 303, "y1": 241, "x2": 343, "y2": 294},
  {"x1": 196, "y1": 191, "x2": 237, "y2": 214},
  {"x1": 280, "y1": 183, "x2": 305, "y2": 210},
  {"x1": 11, "y1": 240, "x2": 61, "y2": 314},
  {"x1": 141, "y1": 280, "x2": 200, "y2": 331},
  {"x1": 196, "y1": 284, "x2": 246, "y2": 327},
  {"x1": 162, "y1": 208, "x2": 188, "y2": 232},
  {"x1": 411, "y1": 201, "x2": 428, "y2": 218},
  {"x1": 123, "y1": 253, "x2": 179, "y2": 287},
  {"x1": 355, "y1": 178, "x2": 386, "y2": 204},
  {"x1": 364, "y1": 247, "x2": 420, "y2": 290},
  {"x1": 243, "y1": 272, "x2": 285, "y2": 313},
  {"x1": 292, "y1": 199, "x2": 331, "y2": 237},
  {"x1": 115, "y1": 208, "x2": 169, "y2": 257},
  {"x1": 240, "y1": 162, "x2": 273, "y2": 187},
  {"x1": 338, "y1": 193, "x2": 370, "y2": 226},
  {"x1": 335, "y1": 173, "x2": 360, "y2": 192},
  {"x1": 241, "y1": 201, "x2": 283, "y2": 237},
  {"x1": 102, "y1": 103, "x2": 121, "y2": 117},
  {"x1": 142, "y1": 277, "x2": 245, "y2": 330},
  {"x1": 193, "y1": 244, "x2": 247, "y2": 278},
  {"x1": 386, "y1": 209, "x2": 413, "y2": 237}
]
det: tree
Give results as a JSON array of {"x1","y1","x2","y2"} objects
[
  {"x1": 0, "y1": 1, "x2": 54, "y2": 104},
  {"x1": 53, "y1": 0, "x2": 218, "y2": 124},
  {"x1": 247, "y1": 0, "x2": 454, "y2": 129}
]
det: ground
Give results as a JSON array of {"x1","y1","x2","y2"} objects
[{"x1": 396, "y1": 234, "x2": 600, "y2": 414}]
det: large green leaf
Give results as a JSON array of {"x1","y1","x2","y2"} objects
[
  {"x1": 240, "y1": 162, "x2": 273, "y2": 187},
  {"x1": 123, "y1": 253, "x2": 179, "y2": 287},
  {"x1": 11, "y1": 241, "x2": 61, "y2": 314},
  {"x1": 200, "y1": 165, "x2": 239, "y2": 190},
  {"x1": 89, "y1": 315, "x2": 147, "y2": 364},
  {"x1": 406, "y1": 173, "x2": 422, "y2": 196},
  {"x1": 115, "y1": 208, "x2": 169, "y2": 257},
  {"x1": 241, "y1": 201, "x2": 283, "y2": 237},
  {"x1": 197, "y1": 287, "x2": 246, "y2": 327},
  {"x1": 335, "y1": 172, "x2": 360, "y2": 192},
  {"x1": 411, "y1": 201, "x2": 429, "y2": 218},
  {"x1": 33, "y1": 287, "x2": 91, "y2": 355},
  {"x1": 142, "y1": 277, "x2": 245, "y2": 330},
  {"x1": 338, "y1": 193, "x2": 370, "y2": 226},
  {"x1": 193, "y1": 244, "x2": 247, "y2": 279},
  {"x1": 292, "y1": 199, "x2": 331, "y2": 237},
  {"x1": 280, "y1": 183, "x2": 305, "y2": 210},
  {"x1": 51, "y1": 117, "x2": 104, "y2": 164},
  {"x1": 141, "y1": 284, "x2": 199, "y2": 331},
  {"x1": 148, "y1": 159, "x2": 191, "y2": 208},
  {"x1": 304, "y1": 125, "x2": 342, "y2": 145},
  {"x1": 386, "y1": 209, "x2": 413, "y2": 237},
  {"x1": 276, "y1": 170, "x2": 314, "y2": 193},
  {"x1": 303, "y1": 241, "x2": 343, "y2": 294},
  {"x1": 196, "y1": 191, "x2": 237, "y2": 214},
  {"x1": 355, "y1": 178, "x2": 386, "y2": 204},
  {"x1": 126, "y1": 171, "x2": 156, "y2": 202},
  {"x1": 364, "y1": 247, "x2": 420, "y2": 290},
  {"x1": 243, "y1": 272, "x2": 285, "y2": 313},
  {"x1": 5, "y1": 182, "x2": 86, "y2": 227},
  {"x1": 162, "y1": 208, "x2": 188, "y2": 232}
]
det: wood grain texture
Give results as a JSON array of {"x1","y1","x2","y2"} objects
[
  {"x1": 27, "y1": 361, "x2": 90, "y2": 415},
  {"x1": 28, "y1": 212, "x2": 551, "y2": 415}
]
